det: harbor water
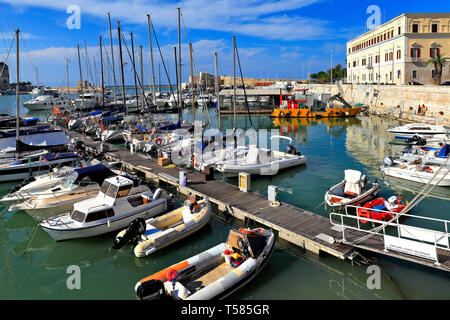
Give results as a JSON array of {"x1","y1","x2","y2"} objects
[{"x1": 0, "y1": 94, "x2": 449, "y2": 299}]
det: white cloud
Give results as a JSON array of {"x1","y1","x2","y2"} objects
[{"x1": 0, "y1": 0, "x2": 345, "y2": 41}]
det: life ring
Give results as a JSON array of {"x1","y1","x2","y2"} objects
[
  {"x1": 239, "y1": 228, "x2": 256, "y2": 235},
  {"x1": 155, "y1": 138, "x2": 162, "y2": 146},
  {"x1": 423, "y1": 166, "x2": 433, "y2": 173},
  {"x1": 166, "y1": 269, "x2": 178, "y2": 282},
  {"x1": 191, "y1": 157, "x2": 199, "y2": 168}
]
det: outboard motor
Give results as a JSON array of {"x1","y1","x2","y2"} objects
[
  {"x1": 285, "y1": 145, "x2": 301, "y2": 156},
  {"x1": 135, "y1": 279, "x2": 166, "y2": 300},
  {"x1": 113, "y1": 217, "x2": 146, "y2": 249}
]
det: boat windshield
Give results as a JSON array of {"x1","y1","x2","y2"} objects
[
  {"x1": 100, "y1": 181, "x2": 111, "y2": 195},
  {"x1": 61, "y1": 171, "x2": 79, "y2": 189},
  {"x1": 71, "y1": 210, "x2": 85, "y2": 223}
]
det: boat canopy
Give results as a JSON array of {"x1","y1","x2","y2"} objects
[
  {"x1": 67, "y1": 163, "x2": 116, "y2": 186},
  {"x1": 159, "y1": 120, "x2": 181, "y2": 131}
]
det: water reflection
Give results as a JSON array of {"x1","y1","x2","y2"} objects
[{"x1": 384, "y1": 175, "x2": 450, "y2": 202}]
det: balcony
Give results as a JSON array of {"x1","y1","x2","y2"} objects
[{"x1": 366, "y1": 62, "x2": 373, "y2": 69}]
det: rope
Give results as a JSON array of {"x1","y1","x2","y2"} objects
[{"x1": 345, "y1": 153, "x2": 450, "y2": 246}]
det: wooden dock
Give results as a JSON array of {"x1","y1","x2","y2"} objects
[{"x1": 70, "y1": 131, "x2": 450, "y2": 272}]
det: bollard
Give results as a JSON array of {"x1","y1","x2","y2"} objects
[{"x1": 268, "y1": 185, "x2": 278, "y2": 202}]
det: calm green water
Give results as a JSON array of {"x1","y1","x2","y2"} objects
[{"x1": 0, "y1": 95, "x2": 449, "y2": 300}]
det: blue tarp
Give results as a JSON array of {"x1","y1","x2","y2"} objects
[
  {"x1": 89, "y1": 111, "x2": 102, "y2": 116},
  {"x1": 72, "y1": 163, "x2": 116, "y2": 185},
  {"x1": 136, "y1": 126, "x2": 148, "y2": 132},
  {"x1": 159, "y1": 120, "x2": 181, "y2": 131},
  {"x1": 438, "y1": 144, "x2": 450, "y2": 158}
]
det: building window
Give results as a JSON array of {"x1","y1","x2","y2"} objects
[
  {"x1": 375, "y1": 55, "x2": 379, "y2": 63},
  {"x1": 432, "y1": 23, "x2": 438, "y2": 33},
  {"x1": 430, "y1": 47, "x2": 440, "y2": 58},
  {"x1": 411, "y1": 48, "x2": 421, "y2": 58},
  {"x1": 412, "y1": 70, "x2": 417, "y2": 79},
  {"x1": 384, "y1": 33, "x2": 386, "y2": 40},
  {"x1": 398, "y1": 70, "x2": 401, "y2": 79},
  {"x1": 390, "y1": 72, "x2": 392, "y2": 81},
  {"x1": 397, "y1": 50, "x2": 401, "y2": 59},
  {"x1": 385, "y1": 53, "x2": 389, "y2": 61},
  {"x1": 412, "y1": 23, "x2": 419, "y2": 33},
  {"x1": 391, "y1": 30, "x2": 394, "y2": 37},
  {"x1": 353, "y1": 61, "x2": 356, "y2": 67},
  {"x1": 432, "y1": 70, "x2": 436, "y2": 78},
  {"x1": 398, "y1": 26, "x2": 401, "y2": 34},
  {"x1": 389, "y1": 52, "x2": 393, "y2": 61}
]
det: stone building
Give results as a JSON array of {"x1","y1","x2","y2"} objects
[
  {"x1": 347, "y1": 13, "x2": 450, "y2": 85},
  {"x1": 0, "y1": 62, "x2": 10, "y2": 91}
]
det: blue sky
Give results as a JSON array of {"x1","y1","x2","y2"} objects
[{"x1": 0, "y1": 0, "x2": 449, "y2": 86}]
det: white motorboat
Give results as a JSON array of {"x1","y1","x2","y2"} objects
[
  {"x1": 72, "y1": 92, "x2": 102, "y2": 110},
  {"x1": 113, "y1": 197, "x2": 212, "y2": 257},
  {"x1": 23, "y1": 92, "x2": 73, "y2": 111},
  {"x1": 0, "y1": 152, "x2": 79, "y2": 182},
  {"x1": 196, "y1": 95, "x2": 211, "y2": 108},
  {"x1": 215, "y1": 136, "x2": 307, "y2": 177},
  {"x1": 324, "y1": 170, "x2": 380, "y2": 208},
  {"x1": 39, "y1": 176, "x2": 170, "y2": 241},
  {"x1": 7, "y1": 162, "x2": 124, "y2": 220},
  {"x1": 388, "y1": 123, "x2": 450, "y2": 140},
  {"x1": 135, "y1": 227, "x2": 275, "y2": 300},
  {"x1": 381, "y1": 156, "x2": 450, "y2": 186}
]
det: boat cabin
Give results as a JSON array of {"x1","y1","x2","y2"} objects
[
  {"x1": 279, "y1": 89, "x2": 308, "y2": 109},
  {"x1": 99, "y1": 176, "x2": 135, "y2": 201}
]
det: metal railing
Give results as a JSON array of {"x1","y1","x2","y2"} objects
[{"x1": 330, "y1": 205, "x2": 450, "y2": 264}]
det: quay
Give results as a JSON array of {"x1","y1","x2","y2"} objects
[{"x1": 70, "y1": 131, "x2": 450, "y2": 272}]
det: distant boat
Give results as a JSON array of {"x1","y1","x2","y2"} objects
[
  {"x1": 388, "y1": 123, "x2": 450, "y2": 140},
  {"x1": 23, "y1": 92, "x2": 73, "y2": 111}
]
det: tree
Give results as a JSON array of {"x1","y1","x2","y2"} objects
[{"x1": 426, "y1": 53, "x2": 448, "y2": 85}]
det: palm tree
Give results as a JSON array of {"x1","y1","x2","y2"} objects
[{"x1": 426, "y1": 53, "x2": 448, "y2": 85}]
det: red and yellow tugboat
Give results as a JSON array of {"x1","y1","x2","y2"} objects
[{"x1": 271, "y1": 89, "x2": 361, "y2": 118}]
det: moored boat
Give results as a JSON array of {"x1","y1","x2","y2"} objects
[
  {"x1": 134, "y1": 227, "x2": 275, "y2": 300},
  {"x1": 356, "y1": 196, "x2": 407, "y2": 223},
  {"x1": 324, "y1": 169, "x2": 380, "y2": 208},
  {"x1": 113, "y1": 197, "x2": 212, "y2": 257},
  {"x1": 39, "y1": 176, "x2": 170, "y2": 241}
]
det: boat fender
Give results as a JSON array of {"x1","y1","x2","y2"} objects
[
  {"x1": 269, "y1": 201, "x2": 280, "y2": 207},
  {"x1": 136, "y1": 279, "x2": 165, "y2": 300},
  {"x1": 153, "y1": 188, "x2": 162, "y2": 200},
  {"x1": 382, "y1": 156, "x2": 394, "y2": 167}
]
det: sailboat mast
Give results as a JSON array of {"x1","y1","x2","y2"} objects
[
  {"x1": 66, "y1": 58, "x2": 70, "y2": 93},
  {"x1": 77, "y1": 44, "x2": 85, "y2": 109},
  {"x1": 15, "y1": 29, "x2": 19, "y2": 156},
  {"x1": 214, "y1": 50, "x2": 220, "y2": 130},
  {"x1": 174, "y1": 47, "x2": 181, "y2": 120},
  {"x1": 99, "y1": 35, "x2": 105, "y2": 107},
  {"x1": 117, "y1": 21, "x2": 127, "y2": 114},
  {"x1": 107, "y1": 12, "x2": 117, "y2": 105},
  {"x1": 139, "y1": 45, "x2": 144, "y2": 91},
  {"x1": 177, "y1": 7, "x2": 182, "y2": 121},
  {"x1": 130, "y1": 32, "x2": 139, "y2": 109},
  {"x1": 232, "y1": 35, "x2": 236, "y2": 132},
  {"x1": 147, "y1": 14, "x2": 156, "y2": 105},
  {"x1": 190, "y1": 43, "x2": 195, "y2": 124}
]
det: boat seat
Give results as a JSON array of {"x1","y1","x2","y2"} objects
[
  {"x1": 143, "y1": 226, "x2": 160, "y2": 237},
  {"x1": 164, "y1": 281, "x2": 191, "y2": 300},
  {"x1": 344, "y1": 169, "x2": 361, "y2": 196}
]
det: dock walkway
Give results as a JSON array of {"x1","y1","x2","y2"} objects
[{"x1": 70, "y1": 131, "x2": 450, "y2": 272}]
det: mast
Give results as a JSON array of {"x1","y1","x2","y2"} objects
[
  {"x1": 35, "y1": 67, "x2": 39, "y2": 87},
  {"x1": 177, "y1": 7, "x2": 182, "y2": 121},
  {"x1": 139, "y1": 45, "x2": 144, "y2": 91},
  {"x1": 174, "y1": 46, "x2": 180, "y2": 117},
  {"x1": 147, "y1": 14, "x2": 156, "y2": 105},
  {"x1": 99, "y1": 35, "x2": 105, "y2": 107},
  {"x1": 130, "y1": 32, "x2": 139, "y2": 109},
  {"x1": 214, "y1": 50, "x2": 220, "y2": 130},
  {"x1": 232, "y1": 35, "x2": 236, "y2": 132},
  {"x1": 190, "y1": 43, "x2": 195, "y2": 124},
  {"x1": 158, "y1": 63, "x2": 161, "y2": 92},
  {"x1": 77, "y1": 44, "x2": 85, "y2": 109},
  {"x1": 15, "y1": 29, "x2": 19, "y2": 157},
  {"x1": 84, "y1": 40, "x2": 91, "y2": 88},
  {"x1": 107, "y1": 12, "x2": 117, "y2": 105},
  {"x1": 117, "y1": 21, "x2": 127, "y2": 114},
  {"x1": 66, "y1": 58, "x2": 70, "y2": 94}
]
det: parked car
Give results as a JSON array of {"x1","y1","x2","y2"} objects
[
  {"x1": 440, "y1": 81, "x2": 450, "y2": 86},
  {"x1": 409, "y1": 81, "x2": 423, "y2": 85}
]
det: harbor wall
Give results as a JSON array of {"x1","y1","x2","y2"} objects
[{"x1": 294, "y1": 83, "x2": 450, "y2": 125}]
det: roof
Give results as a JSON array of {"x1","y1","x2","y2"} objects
[{"x1": 104, "y1": 175, "x2": 133, "y2": 187}]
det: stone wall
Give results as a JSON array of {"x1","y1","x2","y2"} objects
[{"x1": 294, "y1": 83, "x2": 450, "y2": 125}]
